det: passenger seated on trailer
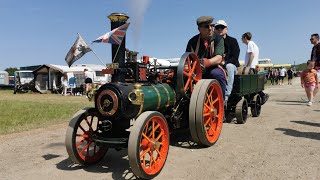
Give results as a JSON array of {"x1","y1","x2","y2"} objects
[
  {"x1": 214, "y1": 20, "x2": 240, "y2": 103},
  {"x1": 186, "y1": 16, "x2": 226, "y2": 98},
  {"x1": 241, "y1": 32, "x2": 269, "y2": 104}
]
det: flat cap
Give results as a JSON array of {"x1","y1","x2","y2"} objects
[{"x1": 197, "y1": 16, "x2": 213, "y2": 26}]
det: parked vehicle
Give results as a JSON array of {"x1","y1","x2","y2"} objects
[
  {"x1": 13, "y1": 70, "x2": 34, "y2": 94},
  {"x1": 0, "y1": 71, "x2": 9, "y2": 85}
]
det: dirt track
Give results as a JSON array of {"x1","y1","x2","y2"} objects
[{"x1": 1, "y1": 78, "x2": 320, "y2": 180}]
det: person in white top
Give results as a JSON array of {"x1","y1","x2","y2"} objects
[
  {"x1": 241, "y1": 32, "x2": 269, "y2": 105},
  {"x1": 242, "y1": 32, "x2": 259, "y2": 74},
  {"x1": 279, "y1": 67, "x2": 286, "y2": 85}
]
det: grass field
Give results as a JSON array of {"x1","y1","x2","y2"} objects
[
  {"x1": 0, "y1": 77, "x2": 296, "y2": 135},
  {"x1": 0, "y1": 90, "x2": 92, "y2": 134}
]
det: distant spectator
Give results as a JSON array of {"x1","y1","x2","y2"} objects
[
  {"x1": 287, "y1": 67, "x2": 293, "y2": 85},
  {"x1": 310, "y1": 33, "x2": 320, "y2": 70},
  {"x1": 84, "y1": 68, "x2": 93, "y2": 97},
  {"x1": 68, "y1": 76, "x2": 76, "y2": 95},
  {"x1": 279, "y1": 67, "x2": 286, "y2": 85},
  {"x1": 269, "y1": 69, "x2": 276, "y2": 85},
  {"x1": 275, "y1": 68, "x2": 279, "y2": 85},
  {"x1": 301, "y1": 60, "x2": 318, "y2": 106},
  {"x1": 61, "y1": 73, "x2": 68, "y2": 96}
]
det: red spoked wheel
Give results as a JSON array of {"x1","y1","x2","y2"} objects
[
  {"x1": 128, "y1": 111, "x2": 169, "y2": 179},
  {"x1": 177, "y1": 52, "x2": 202, "y2": 98},
  {"x1": 65, "y1": 108, "x2": 108, "y2": 165},
  {"x1": 189, "y1": 79, "x2": 224, "y2": 146}
]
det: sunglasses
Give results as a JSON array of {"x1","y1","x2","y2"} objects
[
  {"x1": 199, "y1": 24, "x2": 215, "y2": 29},
  {"x1": 215, "y1": 25, "x2": 226, "y2": 30}
]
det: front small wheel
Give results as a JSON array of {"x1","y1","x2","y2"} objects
[
  {"x1": 65, "y1": 108, "x2": 108, "y2": 165},
  {"x1": 128, "y1": 111, "x2": 169, "y2": 179}
]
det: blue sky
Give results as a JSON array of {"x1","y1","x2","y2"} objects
[{"x1": 0, "y1": 0, "x2": 319, "y2": 70}]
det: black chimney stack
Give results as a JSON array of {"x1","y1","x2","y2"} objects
[{"x1": 108, "y1": 13, "x2": 129, "y2": 83}]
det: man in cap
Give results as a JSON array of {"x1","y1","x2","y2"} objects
[
  {"x1": 186, "y1": 16, "x2": 226, "y2": 97},
  {"x1": 215, "y1": 20, "x2": 240, "y2": 102}
]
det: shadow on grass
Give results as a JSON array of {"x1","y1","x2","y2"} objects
[
  {"x1": 55, "y1": 149, "x2": 139, "y2": 180},
  {"x1": 291, "y1": 121, "x2": 320, "y2": 127},
  {"x1": 275, "y1": 128, "x2": 320, "y2": 141}
]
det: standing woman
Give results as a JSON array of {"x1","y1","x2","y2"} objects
[
  {"x1": 61, "y1": 73, "x2": 68, "y2": 96},
  {"x1": 84, "y1": 69, "x2": 93, "y2": 97}
]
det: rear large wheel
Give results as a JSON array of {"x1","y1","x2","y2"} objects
[
  {"x1": 128, "y1": 111, "x2": 169, "y2": 179},
  {"x1": 65, "y1": 108, "x2": 108, "y2": 165},
  {"x1": 189, "y1": 79, "x2": 224, "y2": 146}
]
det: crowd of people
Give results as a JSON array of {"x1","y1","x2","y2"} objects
[{"x1": 266, "y1": 67, "x2": 293, "y2": 86}]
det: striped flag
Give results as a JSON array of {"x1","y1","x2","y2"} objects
[
  {"x1": 65, "y1": 34, "x2": 92, "y2": 67},
  {"x1": 93, "y1": 23, "x2": 130, "y2": 45}
]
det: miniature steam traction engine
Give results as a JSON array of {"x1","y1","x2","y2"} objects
[{"x1": 65, "y1": 13, "x2": 224, "y2": 179}]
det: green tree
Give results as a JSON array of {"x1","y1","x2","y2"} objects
[
  {"x1": 295, "y1": 63, "x2": 307, "y2": 71},
  {"x1": 4, "y1": 67, "x2": 19, "y2": 76}
]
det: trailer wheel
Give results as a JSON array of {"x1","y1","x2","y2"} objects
[
  {"x1": 189, "y1": 79, "x2": 224, "y2": 146},
  {"x1": 128, "y1": 111, "x2": 169, "y2": 179},
  {"x1": 235, "y1": 98, "x2": 248, "y2": 124},
  {"x1": 65, "y1": 108, "x2": 108, "y2": 165},
  {"x1": 176, "y1": 52, "x2": 202, "y2": 98},
  {"x1": 251, "y1": 94, "x2": 262, "y2": 117}
]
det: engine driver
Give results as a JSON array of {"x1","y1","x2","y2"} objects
[{"x1": 186, "y1": 16, "x2": 226, "y2": 98}]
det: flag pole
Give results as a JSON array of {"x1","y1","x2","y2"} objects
[
  {"x1": 112, "y1": 37, "x2": 125, "y2": 63},
  {"x1": 78, "y1": 33, "x2": 106, "y2": 67},
  {"x1": 91, "y1": 49, "x2": 107, "y2": 67}
]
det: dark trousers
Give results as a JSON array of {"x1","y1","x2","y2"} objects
[
  {"x1": 203, "y1": 67, "x2": 227, "y2": 98},
  {"x1": 270, "y1": 76, "x2": 275, "y2": 85}
]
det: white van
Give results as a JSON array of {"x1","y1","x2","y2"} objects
[
  {"x1": 0, "y1": 71, "x2": 9, "y2": 85},
  {"x1": 14, "y1": 71, "x2": 34, "y2": 85}
]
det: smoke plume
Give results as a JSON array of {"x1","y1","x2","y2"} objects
[{"x1": 128, "y1": 0, "x2": 151, "y2": 49}]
